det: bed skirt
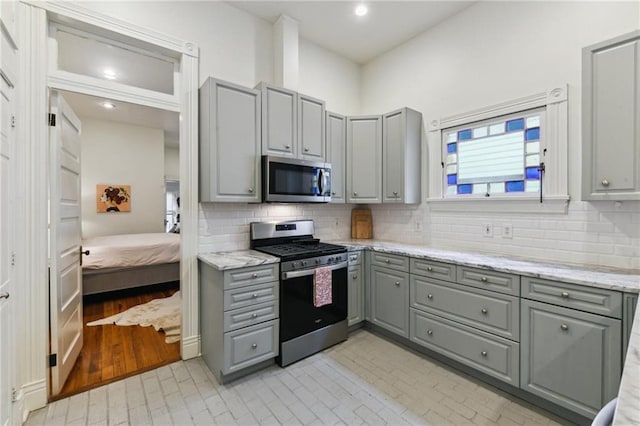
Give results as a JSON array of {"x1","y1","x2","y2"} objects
[{"x1": 82, "y1": 262, "x2": 180, "y2": 296}]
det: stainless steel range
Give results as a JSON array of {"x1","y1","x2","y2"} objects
[{"x1": 250, "y1": 220, "x2": 348, "y2": 366}]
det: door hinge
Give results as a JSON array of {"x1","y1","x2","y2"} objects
[
  {"x1": 11, "y1": 115, "x2": 15, "y2": 128},
  {"x1": 11, "y1": 388, "x2": 17, "y2": 402},
  {"x1": 48, "y1": 113, "x2": 56, "y2": 127},
  {"x1": 10, "y1": 252, "x2": 15, "y2": 266},
  {"x1": 49, "y1": 353, "x2": 57, "y2": 367}
]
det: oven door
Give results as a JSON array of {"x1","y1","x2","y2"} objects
[{"x1": 280, "y1": 262, "x2": 347, "y2": 342}]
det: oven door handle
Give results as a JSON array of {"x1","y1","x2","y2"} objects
[{"x1": 282, "y1": 261, "x2": 348, "y2": 280}]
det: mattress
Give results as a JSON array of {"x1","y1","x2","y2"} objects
[{"x1": 82, "y1": 233, "x2": 181, "y2": 270}]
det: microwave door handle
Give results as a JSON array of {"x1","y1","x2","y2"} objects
[
  {"x1": 318, "y1": 169, "x2": 325, "y2": 195},
  {"x1": 281, "y1": 261, "x2": 348, "y2": 280}
]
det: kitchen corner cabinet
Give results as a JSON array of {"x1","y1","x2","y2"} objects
[
  {"x1": 199, "y1": 78, "x2": 261, "y2": 202},
  {"x1": 382, "y1": 108, "x2": 422, "y2": 204},
  {"x1": 369, "y1": 252, "x2": 409, "y2": 337},
  {"x1": 347, "y1": 251, "x2": 364, "y2": 326},
  {"x1": 582, "y1": 31, "x2": 640, "y2": 201},
  {"x1": 520, "y1": 299, "x2": 621, "y2": 419},
  {"x1": 347, "y1": 115, "x2": 382, "y2": 203},
  {"x1": 326, "y1": 111, "x2": 346, "y2": 203}
]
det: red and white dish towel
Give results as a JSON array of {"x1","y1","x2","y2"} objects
[{"x1": 313, "y1": 266, "x2": 333, "y2": 307}]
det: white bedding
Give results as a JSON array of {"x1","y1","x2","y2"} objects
[{"x1": 82, "y1": 233, "x2": 180, "y2": 270}]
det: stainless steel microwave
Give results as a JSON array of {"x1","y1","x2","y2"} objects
[{"x1": 262, "y1": 156, "x2": 332, "y2": 203}]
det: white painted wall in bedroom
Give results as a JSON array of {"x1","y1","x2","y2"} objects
[
  {"x1": 80, "y1": 118, "x2": 165, "y2": 238},
  {"x1": 360, "y1": 1, "x2": 640, "y2": 270}
]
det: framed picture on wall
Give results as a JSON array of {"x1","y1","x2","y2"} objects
[{"x1": 96, "y1": 184, "x2": 131, "y2": 213}]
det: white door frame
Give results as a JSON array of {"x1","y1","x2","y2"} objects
[{"x1": 16, "y1": 1, "x2": 199, "y2": 416}]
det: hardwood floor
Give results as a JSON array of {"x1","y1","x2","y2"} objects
[{"x1": 56, "y1": 282, "x2": 181, "y2": 400}]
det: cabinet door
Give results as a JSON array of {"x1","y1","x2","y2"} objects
[
  {"x1": 327, "y1": 112, "x2": 346, "y2": 203},
  {"x1": 260, "y1": 83, "x2": 297, "y2": 157},
  {"x1": 521, "y1": 299, "x2": 621, "y2": 418},
  {"x1": 383, "y1": 109, "x2": 405, "y2": 203},
  {"x1": 298, "y1": 94, "x2": 325, "y2": 161},
  {"x1": 370, "y1": 265, "x2": 409, "y2": 337},
  {"x1": 582, "y1": 32, "x2": 640, "y2": 200},
  {"x1": 347, "y1": 115, "x2": 382, "y2": 203},
  {"x1": 348, "y1": 264, "x2": 363, "y2": 326},
  {"x1": 199, "y1": 78, "x2": 261, "y2": 202},
  {"x1": 623, "y1": 293, "x2": 638, "y2": 362}
]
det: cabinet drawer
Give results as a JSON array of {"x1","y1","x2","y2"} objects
[
  {"x1": 522, "y1": 277, "x2": 622, "y2": 318},
  {"x1": 369, "y1": 252, "x2": 409, "y2": 272},
  {"x1": 224, "y1": 281, "x2": 277, "y2": 311},
  {"x1": 224, "y1": 301, "x2": 279, "y2": 332},
  {"x1": 348, "y1": 251, "x2": 362, "y2": 266},
  {"x1": 411, "y1": 276, "x2": 519, "y2": 341},
  {"x1": 410, "y1": 309, "x2": 519, "y2": 386},
  {"x1": 457, "y1": 266, "x2": 520, "y2": 296},
  {"x1": 223, "y1": 264, "x2": 278, "y2": 289},
  {"x1": 411, "y1": 258, "x2": 456, "y2": 282},
  {"x1": 224, "y1": 320, "x2": 279, "y2": 374}
]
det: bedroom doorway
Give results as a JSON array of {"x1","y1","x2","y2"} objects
[{"x1": 47, "y1": 20, "x2": 185, "y2": 399}]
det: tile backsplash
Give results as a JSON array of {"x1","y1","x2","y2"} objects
[{"x1": 199, "y1": 200, "x2": 639, "y2": 270}]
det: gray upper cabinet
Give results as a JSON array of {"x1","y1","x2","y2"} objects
[
  {"x1": 326, "y1": 112, "x2": 346, "y2": 203},
  {"x1": 520, "y1": 299, "x2": 621, "y2": 419},
  {"x1": 258, "y1": 82, "x2": 297, "y2": 158},
  {"x1": 200, "y1": 78, "x2": 261, "y2": 202},
  {"x1": 382, "y1": 108, "x2": 422, "y2": 204},
  {"x1": 347, "y1": 115, "x2": 383, "y2": 203},
  {"x1": 582, "y1": 31, "x2": 640, "y2": 200},
  {"x1": 298, "y1": 94, "x2": 325, "y2": 161}
]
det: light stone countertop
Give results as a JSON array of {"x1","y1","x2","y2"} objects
[
  {"x1": 330, "y1": 239, "x2": 640, "y2": 293},
  {"x1": 198, "y1": 250, "x2": 279, "y2": 271}
]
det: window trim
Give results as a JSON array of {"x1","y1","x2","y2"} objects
[{"x1": 426, "y1": 85, "x2": 570, "y2": 213}]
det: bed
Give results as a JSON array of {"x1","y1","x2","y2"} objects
[{"x1": 82, "y1": 233, "x2": 181, "y2": 295}]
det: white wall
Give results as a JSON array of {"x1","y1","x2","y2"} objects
[
  {"x1": 164, "y1": 146, "x2": 179, "y2": 180},
  {"x1": 361, "y1": 1, "x2": 640, "y2": 269},
  {"x1": 81, "y1": 118, "x2": 165, "y2": 238}
]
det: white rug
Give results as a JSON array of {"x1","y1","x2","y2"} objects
[{"x1": 87, "y1": 291, "x2": 181, "y2": 344}]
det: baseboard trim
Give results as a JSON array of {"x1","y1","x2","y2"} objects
[
  {"x1": 20, "y1": 379, "x2": 47, "y2": 422},
  {"x1": 182, "y1": 334, "x2": 200, "y2": 360}
]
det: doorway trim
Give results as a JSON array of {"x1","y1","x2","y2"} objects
[{"x1": 17, "y1": 1, "x2": 200, "y2": 417}]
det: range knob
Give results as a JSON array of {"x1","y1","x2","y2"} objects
[
  {"x1": 302, "y1": 260, "x2": 308, "y2": 267},
  {"x1": 291, "y1": 262, "x2": 298, "y2": 268},
  {"x1": 315, "y1": 259, "x2": 320, "y2": 265},
  {"x1": 327, "y1": 257, "x2": 334, "y2": 263}
]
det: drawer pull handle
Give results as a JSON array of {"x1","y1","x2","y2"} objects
[
  {"x1": 251, "y1": 343, "x2": 258, "y2": 349},
  {"x1": 481, "y1": 308, "x2": 488, "y2": 314},
  {"x1": 304, "y1": 147, "x2": 309, "y2": 152},
  {"x1": 427, "y1": 294, "x2": 433, "y2": 300},
  {"x1": 350, "y1": 256, "x2": 357, "y2": 261},
  {"x1": 480, "y1": 276, "x2": 488, "y2": 282},
  {"x1": 395, "y1": 281, "x2": 400, "y2": 286},
  {"x1": 252, "y1": 273, "x2": 258, "y2": 278},
  {"x1": 427, "y1": 329, "x2": 433, "y2": 335},
  {"x1": 481, "y1": 351, "x2": 488, "y2": 357},
  {"x1": 385, "y1": 259, "x2": 390, "y2": 263},
  {"x1": 252, "y1": 293, "x2": 259, "y2": 298},
  {"x1": 252, "y1": 313, "x2": 258, "y2": 318},
  {"x1": 561, "y1": 324, "x2": 569, "y2": 331},
  {"x1": 427, "y1": 266, "x2": 433, "y2": 272},
  {"x1": 561, "y1": 292, "x2": 569, "y2": 298},
  {"x1": 352, "y1": 274, "x2": 358, "y2": 279},
  {"x1": 601, "y1": 179, "x2": 610, "y2": 187}
]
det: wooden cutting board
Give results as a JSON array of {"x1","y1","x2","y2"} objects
[{"x1": 351, "y1": 208, "x2": 373, "y2": 239}]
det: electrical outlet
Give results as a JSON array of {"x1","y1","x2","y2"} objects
[
  {"x1": 502, "y1": 224, "x2": 513, "y2": 239},
  {"x1": 483, "y1": 223, "x2": 493, "y2": 237}
]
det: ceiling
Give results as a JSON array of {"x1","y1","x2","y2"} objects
[{"x1": 227, "y1": 1, "x2": 474, "y2": 64}]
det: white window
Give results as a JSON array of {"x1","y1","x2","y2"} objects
[{"x1": 427, "y1": 86, "x2": 569, "y2": 213}]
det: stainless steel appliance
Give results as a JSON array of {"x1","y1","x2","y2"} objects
[
  {"x1": 250, "y1": 220, "x2": 347, "y2": 366},
  {"x1": 262, "y1": 156, "x2": 332, "y2": 203}
]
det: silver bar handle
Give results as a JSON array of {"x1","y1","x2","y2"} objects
[{"x1": 282, "y1": 261, "x2": 347, "y2": 280}]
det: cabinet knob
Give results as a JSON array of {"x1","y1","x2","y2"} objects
[
  {"x1": 252, "y1": 313, "x2": 258, "y2": 318},
  {"x1": 601, "y1": 179, "x2": 610, "y2": 187},
  {"x1": 251, "y1": 343, "x2": 258, "y2": 349},
  {"x1": 385, "y1": 259, "x2": 390, "y2": 263},
  {"x1": 248, "y1": 188, "x2": 254, "y2": 193},
  {"x1": 427, "y1": 294, "x2": 433, "y2": 300},
  {"x1": 480, "y1": 276, "x2": 488, "y2": 282},
  {"x1": 481, "y1": 351, "x2": 488, "y2": 357},
  {"x1": 285, "y1": 145, "x2": 291, "y2": 150},
  {"x1": 561, "y1": 324, "x2": 569, "y2": 331},
  {"x1": 393, "y1": 191, "x2": 398, "y2": 196},
  {"x1": 427, "y1": 329, "x2": 433, "y2": 335},
  {"x1": 252, "y1": 273, "x2": 258, "y2": 278},
  {"x1": 252, "y1": 293, "x2": 258, "y2": 298},
  {"x1": 481, "y1": 308, "x2": 488, "y2": 314},
  {"x1": 353, "y1": 192, "x2": 358, "y2": 196},
  {"x1": 395, "y1": 281, "x2": 400, "y2": 286},
  {"x1": 561, "y1": 292, "x2": 569, "y2": 298},
  {"x1": 304, "y1": 147, "x2": 309, "y2": 152},
  {"x1": 352, "y1": 274, "x2": 358, "y2": 279},
  {"x1": 332, "y1": 192, "x2": 336, "y2": 195},
  {"x1": 427, "y1": 266, "x2": 433, "y2": 272}
]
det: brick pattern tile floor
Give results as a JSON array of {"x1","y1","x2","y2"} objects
[{"x1": 26, "y1": 330, "x2": 569, "y2": 425}]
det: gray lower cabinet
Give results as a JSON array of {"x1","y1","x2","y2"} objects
[
  {"x1": 623, "y1": 293, "x2": 638, "y2": 362},
  {"x1": 199, "y1": 78, "x2": 261, "y2": 202},
  {"x1": 200, "y1": 261, "x2": 279, "y2": 383},
  {"x1": 370, "y1": 263, "x2": 409, "y2": 337},
  {"x1": 348, "y1": 253, "x2": 364, "y2": 326},
  {"x1": 520, "y1": 299, "x2": 621, "y2": 419}
]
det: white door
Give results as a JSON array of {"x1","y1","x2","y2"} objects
[
  {"x1": 0, "y1": 72, "x2": 15, "y2": 426},
  {"x1": 49, "y1": 91, "x2": 83, "y2": 396}
]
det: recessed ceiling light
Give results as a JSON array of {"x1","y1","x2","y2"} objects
[
  {"x1": 354, "y1": 4, "x2": 368, "y2": 17},
  {"x1": 103, "y1": 68, "x2": 117, "y2": 80},
  {"x1": 101, "y1": 102, "x2": 116, "y2": 110}
]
